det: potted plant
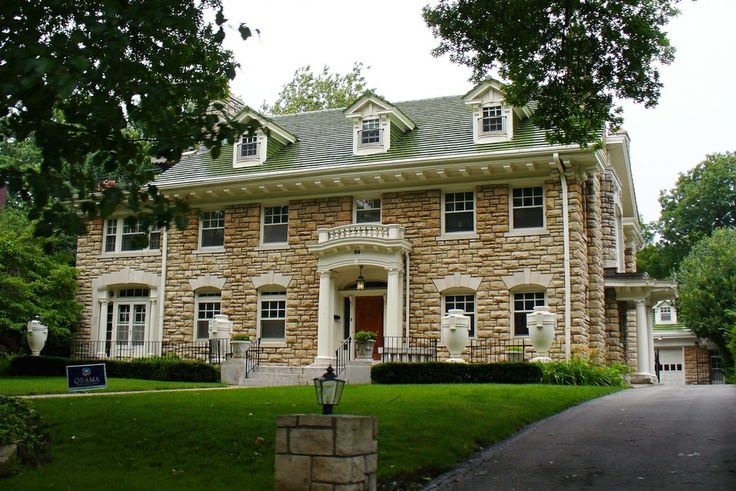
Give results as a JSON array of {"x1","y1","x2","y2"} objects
[
  {"x1": 230, "y1": 333, "x2": 252, "y2": 359},
  {"x1": 354, "y1": 331, "x2": 377, "y2": 359}
]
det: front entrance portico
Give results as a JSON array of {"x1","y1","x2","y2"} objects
[{"x1": 308, "y1": 224, "x2": 411, "y2": 366}]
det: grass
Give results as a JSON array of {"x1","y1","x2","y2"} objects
[
  {"x1": 2, "y1": 384, "x2": 621, "y2": 490},
  {"x1": 0, "y1": 376, "x2": 226, "y2": 396}
]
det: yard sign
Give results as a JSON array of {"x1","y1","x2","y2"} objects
[{"x1": 66, "y1": 363, "x2": 108, "y2": 392}]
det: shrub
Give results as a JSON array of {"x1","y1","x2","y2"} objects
[
  {"x1": 9, "y1": 356, "x2": 220, "y2": 382},
  {"x1": 354, "y1": 331, "x2": 377, "y2": 342},
  {"x1": 0, "y1": 396, "x2": 48, "y2": 471},
  {"x1": 231, "y1": 334, "x2": 251, "y2": 341},
  {"x1": 371, "y1": 362, "x2": 542, "y2": 384},
  {"x1": 539, "y1": 358, "x2": 627, "y2": 386}
]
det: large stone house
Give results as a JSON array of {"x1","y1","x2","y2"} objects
[{"x1": 74, "y1": 80, "x2": 675, "y2": 383}]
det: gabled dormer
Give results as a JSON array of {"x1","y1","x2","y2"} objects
[
  {"x1": 231, "y1": 107, "x2": 298, "y2": 168},
  {"x1": 463, "y1": 78, "x2": 531, "y2": 144},
  {"x1": 344, "y1": 91, "x2": 416, "y2": 156}
]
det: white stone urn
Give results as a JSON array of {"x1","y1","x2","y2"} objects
[
  {"x1": 26, "y1": 319, "x2": 48, "y2": 356},
  {"x1": 208, "y1": 314, "x2": 233, "y2": 341},
  {"x1": 526, "y1": 306, "x2": 556, "y2": 362},
  {"x1": 441, "y1": 309, "x2": 470, "y2": 363},
  {"x1": 230, "y1": 339, "x2": 252, "y2": 358}
]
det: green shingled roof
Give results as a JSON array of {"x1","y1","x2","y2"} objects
[{"x1": 155, "y1": 95, "x2": 553, "y2": 186}]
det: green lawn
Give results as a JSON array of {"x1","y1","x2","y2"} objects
[
  {"x1": 0, "y1": 376, "x2": 225, "y2": 395},
  {"x1": 3, "y1": 384, "x2": 620, "y2": 490}
]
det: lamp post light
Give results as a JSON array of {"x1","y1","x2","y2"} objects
[{"x1": 313, "y1": 365, "x2": 345, "y2": 415}]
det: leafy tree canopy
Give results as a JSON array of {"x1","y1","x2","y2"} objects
[
  {"x1": 676, "y1": 228, "x2": 736, "y2": 368},
  {"x1": 262, "y1": 63, "x2": 369, "y2": 115},
  {"x1": 0, "y1": 208, "x2": 81, "y2": 354},
  {"x1": 0, "y1": 1, "x2": 253, "y2": 236},
  {"x1": 423, "y1": 0, "x2": 679, "y2": 146}
]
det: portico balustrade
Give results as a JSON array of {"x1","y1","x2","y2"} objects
[{"x1": 317, "y1": 223, "x2": 404, "y2": 244}]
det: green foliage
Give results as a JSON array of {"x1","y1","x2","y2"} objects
[
  {"x1": 423, "y1": 0, "x2": 679, "y2": 146},
  {"x1": 231, "y1": 333, "x2": 251, "y2": 341},
  {"x1": 353, "y1": 330, "x2": 377, "y2": 342},
  {"x1": 539, "y1": 359, "x2": 628, "y2": 386},
  {"x1": 370, "y1": 362, "x2": 542, "y2": 384},
  {"x1": 0, "y1": 209, "x2": 81, "y2": 354},
  {"x1": 0, "y1": 1, "x2": 253, "y2": 236},
  {"x1": 676, "y1": 228, "x2": 736, "y2": 368},
  {"x1": 10, "y1": 356, "x2": 220, "y2": 382},
  {"x1": 262, "y1": 63, "x2": 369, "y2": 115},
  {"x1": 0, "y1": 396, "x2": 48, "y2": 470}
]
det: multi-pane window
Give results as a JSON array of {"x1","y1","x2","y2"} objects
[
  {"x1": 361, "y1": 118, "x2": 381, "y2": 145},
  {"x1": 263, "y1": 205, "x2": 288, "y2": 244},
  {"x1": 355, "y1": 199, "x2": 381, "y2": 223},
  {"x1": 512, "y1": 187, "x2": 544, "y2": 229},
  {"x1": 444, "y1": 192, "x2": 475, "y2": 233},
  {"x1": 444, "y1": 294, "x2": 476, "y2": 337},
  {"x1": 660, "y1": 306, "x2": 672, "y2": 322},
  {"x1": 481, "y1": 105, "x2": 504, "y2": 133},
  {"x1": 114, "y1": 288, "x2": 148, "y2": 347},
  {"x1": 200, "y1": 210, "x2": 225, "y2": 248},
  {"x1": 259, "y1": 290, "x2": 286, "y2": 340},
  {"x1": 103, "y1": 218, "x2": 160, "y2": 253},
  {"x1": 238, "y1": 133, "x2": 258, "y2": 159},
  {"x1": 195, "y1": 292, "x2": 221, "y2": 340},
  {"x1": 513, "y1": 292, "x2": 546, "y2": 336}
]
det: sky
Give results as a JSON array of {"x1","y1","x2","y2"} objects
[{"x1": 222, "y1": 0, "x2": 736, "y2": 223}]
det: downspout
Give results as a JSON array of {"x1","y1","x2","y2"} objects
[
  {"x1": 157, "y1": 227, "x2": 168, "y2": 348},
  {"x1": 554, "y1": 154, "x2": 572, "y2": 360},
  {"x1": 405, "y1": 252, "x2": 410, "y2": 338}
]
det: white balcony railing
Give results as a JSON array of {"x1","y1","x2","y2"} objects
[{"x1": 317, "y1": 223, "x2": 404, "y2": 244}]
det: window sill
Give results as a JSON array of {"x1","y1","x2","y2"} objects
[
  {"x1": 99, "y1": 250, "x2": 161, "y2": 258},
  {"x1": 193, "y1": 247, "x2": 226, "y2": 254},
  {"x1": 255, "y1": 243, "x2": 290, "y2": 251},
  {"x1": 504, "y1": 228, "x2": 548, "y2": 237},
  {"x1": 436, "y1": 232, "x2": 478, "y2": 241},
  {"x1": 260, "y1": 341, "x2": 287, "y2": 348},
  {"x1": 233, "y1": 159, "x2": 262, "y2": 169}
]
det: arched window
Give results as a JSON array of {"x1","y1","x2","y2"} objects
[{"x1": 194, "y1": 289, "x2": 221, "y2": 341}]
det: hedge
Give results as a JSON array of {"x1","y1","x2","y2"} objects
[
  {"x1": 371, "y1": 362, "x2": 543, "y2": 384},
  {"x1": 9, "y1": 356, "x2": 220, "y2": 383}
]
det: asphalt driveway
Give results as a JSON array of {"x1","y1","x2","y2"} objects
[{"x1": 426, "y1": 385, "x2": 736, "y2": 490}]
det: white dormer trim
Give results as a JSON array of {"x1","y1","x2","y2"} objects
[
  {"x1": 231, "y1": 107, "x2": 298, "y2": 168},
  {"x1": 233, "y1": 128, "x2": 267, "y2": 168},
  {"x1": 344, "y1": 92, "x2": 415, "y2": 156},
  {"x1": 464, "y1": 79, "x2": 530, "y2": 145}
]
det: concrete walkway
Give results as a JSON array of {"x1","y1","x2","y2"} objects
[
  {"x1": 426, "y1": 385, "x2": 736, "y2": 490},
  {"x1": 17, "y1": 385, "x2": 244, "y2": 399}
]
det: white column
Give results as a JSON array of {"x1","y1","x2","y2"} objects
[
  {"x1": 313, "y1": 270, "x2": 335, "y2": 366},
  {"x1": 647, "y1": 304, "x2": 656, "y2": 376},
  {"x1": 635, "y1": 300, "x2": 651, "y2": 377},
  {"x1": 97, "y1": 297, "x2": 111, "y2": 358},
  {"x1": 386, "y1": 267, "x2": 402, "y2": 338}
]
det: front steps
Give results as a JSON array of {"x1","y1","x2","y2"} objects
[{"x1": 221, "y1": 360, "x2": 373, "y2": 386}]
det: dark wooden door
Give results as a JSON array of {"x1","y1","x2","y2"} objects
[{"x1": 355, "y1": 296, "x2": 384, "y2": 360}]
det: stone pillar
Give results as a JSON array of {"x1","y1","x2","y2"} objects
[
  {"x1": 633, "y1": 299, "x2": 653, "y2": 383},
  {"x1": 314, "y1": 271, "x2": 334, "y2": 366},
  {"x1": 275, "y1": 414, "x2": 378, "y2": 491},
  {"x1": 385, "y1": 268, "x2": 402, "y2": 338}
]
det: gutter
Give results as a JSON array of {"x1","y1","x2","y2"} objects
[
  {"x1": 158, "y1": 227, "x2": 168, "y2": 346},
  {"x1": 554, "y1": 153, "x2": 572, "y2": 360}
]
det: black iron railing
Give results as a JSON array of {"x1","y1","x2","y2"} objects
[
  {"x1": 380, "y1": 336, "x2": 438, "y2": 363},
  {"x1": 71, "y1": 339, "x2": 232, "y2": 365},
  {"x1": 469, "y1": 337, "x2": 528, "y2": 363},
  {"x1": 244, "y1": 338, "x2": 261, "y2": 378},
  {"x1": 334, "y1": 337, "x2": 352, "y2": 377}
]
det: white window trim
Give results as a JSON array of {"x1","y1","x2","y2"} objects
[
  {"x1": 197, "y1": 210, "x2": 226, "y2": 251},
  {"x1": 261, "y1": 204, "x2": 289, "y2": 247},
  {"x1": 257, "y1": 289, "x2": 287, "y2": 345},
  {"x1": 472, "y1": 103, "x2": 514, "y2": 144},
  {"x1": 102, "y1": 217, "x2": 161, "y2": 255},
  {"x1": 511, "y1": 290, "x2": 547, "y2": 337},
  {"x1": 439, "y1": 190, "x2": 478, "y2": 240},
  {"x1": 353, "y1": 115, "x2": 390, "y2": 156},
  {"x1": 233, "y1": 128, "x2": 267, "y2": 168},
  {"x1": 506, "y1": 185, "x2": 547, "y2": 236},
  {"x1": 194, "y1": 291, "x2": 222, "y2": 341},
  {"x1": 353, "y1": 196, "x2": 382, "y2": 224}
]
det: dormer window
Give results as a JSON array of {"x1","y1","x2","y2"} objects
[
  {"x1": 231, "y1": 107, "x2": 297, "y2": 169},
  {"x1": 237, "y1": 133, "x2": 259, "y2": 161},
  {"x1": 480, "y1": 105, "x2": 504, "y2": 134},
  {"x1": 360, "y1": 118, "x2": 381, "y2": 146}
]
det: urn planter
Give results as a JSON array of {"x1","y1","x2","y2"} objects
[
  {"x1": 441, "y1": 309, "x2": 470, "y2": 363},
  {"x1": 231, "y1": 340, "x2": 252, "y2": 359},
  {"x1": 526, "y1": 306, "x2": 556, "y2": 362},
  {"x1": 26, "y1": 319, "x2": 48, "y2": 356},
  {"x1": 355, "y1": 340, "x2": 376, "y2": 359}
]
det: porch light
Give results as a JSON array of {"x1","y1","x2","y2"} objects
[
  {"x1": 313, "y1": 365, "x2": 345, "y2": 415},
  {"x1": 356, "y1": 266, "x2": 365, "y2": 291}
]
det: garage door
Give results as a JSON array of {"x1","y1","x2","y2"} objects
[{"x1": 657, "y1": 348, "x2": 685, "y2": 385}]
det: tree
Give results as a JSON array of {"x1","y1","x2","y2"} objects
[
  {"x1": 262, "y1": 63, "x2": 369, "y2": 115},
  {"x1": 0, "y1": 208, "x2": 82, "y2": 354},
  {"x1": 423, "y1": 0, "x2": 678, "y2": 146},
  {"x1": 676, "y1": 228, "x2": 736, "y2": 369},
  {"x1": 0, "y1": 1, "x2": 253, "y2": 237}
]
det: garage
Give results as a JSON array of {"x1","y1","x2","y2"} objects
[{"x1": 656, "y1": 348, "x2": 685, "y2": 385}]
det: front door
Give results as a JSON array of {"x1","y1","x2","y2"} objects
[{"x1": 355, "y1": 296, "x2": 384, "y2": 360}]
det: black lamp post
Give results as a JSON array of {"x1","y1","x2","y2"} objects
[{"x1": 313, "y1": 365, "x2": 345, "y2": 415}]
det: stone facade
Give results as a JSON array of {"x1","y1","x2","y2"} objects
[{"x1": 684, "y1": 345, "x2": 710, "y2": 384}]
